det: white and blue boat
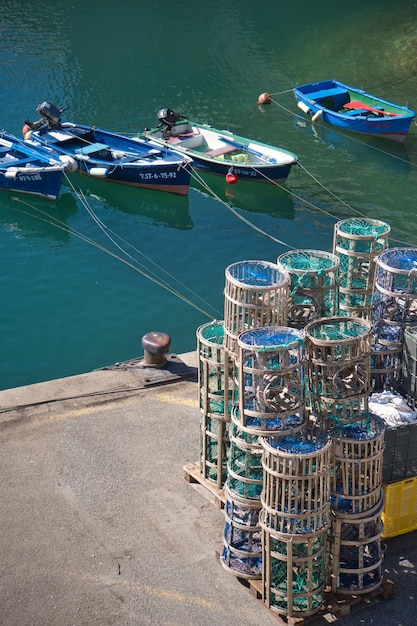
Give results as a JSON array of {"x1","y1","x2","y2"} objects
[
  {"x1": 293, "y1": 79, "x2": 415, "y2": 142},
  {"x1": 23, "y1": 102, "x2": 193, "y2": 196},
  {"x1": 0, "y1": 131, "x2": 70, "y2": 200},
  {"x1": 142, "y1": 109, "x2": 298, "y2": 185}
]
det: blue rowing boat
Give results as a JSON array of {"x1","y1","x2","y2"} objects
[
  {"x1": 141, "y1": 109, "x2": 298, "y2": 185},
  {"x1": 293, "y1": 80, "x2": 415, "y2": 142},
  {"x1": 0, "y1": 131, "x2": 70, "y2": 199},
  {"x1": 23, "y1": 102, "x2": 193, "y2": 196}
]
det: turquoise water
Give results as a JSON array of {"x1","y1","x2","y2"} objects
[{"x1": 1, "y1": 0, "x2": 417, "y2": 390}]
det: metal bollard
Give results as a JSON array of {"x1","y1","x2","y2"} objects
[{"x1": 141, "y1": 331, "x2": 171, "y2": 367}]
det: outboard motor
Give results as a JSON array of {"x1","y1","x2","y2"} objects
[
  {"x1": 157, "y1": 108, "x2": 180, "y2": 135},
  {"x1": 24, "y1": 101, "x2": 66, "y2": 131},
  {"x1": 36, "y1": 101, "x2": 62, "y2": 127}
]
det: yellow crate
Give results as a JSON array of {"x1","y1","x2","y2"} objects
[{"x1": 382, "y1": 476, "x2": 417, "y2": 538}]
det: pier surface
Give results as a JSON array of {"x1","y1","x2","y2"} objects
[{"x1": 1, "y1": 352, "x2": 416, "y2": 626}]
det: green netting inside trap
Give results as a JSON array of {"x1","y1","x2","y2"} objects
[
  {"x1": 228, "y1": 441, "x2": 263, "y2": 475},
  {"x1": 269, "y1": 553, "x2": 326, "y2": 595},
  {"x1": 198, "y1": 320, "x2": 225, "y2": 345},
  {"x1": 335, "y1": 218, "x2": 390, "y2": 251},
  {"x1": 270, "y1": 532, "x2": 325, "y2": 557},
  {"x1": 307, "y1": 319, "x2": 371, "y2": 342},
  {"x1": 227, "y1": 260, "x2": 289, "y2": 287},
  {"x1": 279, "y1": 249, "x2": 339, "y2": 277},
  {"x1": 227, "y1": 475, "x2": 263, "y2": 499},
  {"x1": 337, "y1": 255, "x2": 373, "y2": 290},
  {"x1": 227, "y1": 438, "x2": 264, "y2": 499}
]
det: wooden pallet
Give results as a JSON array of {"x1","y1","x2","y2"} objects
[
  {"x1": 248, "y1": 576, "x2": 395, "y2": 625},
  {"x1": 183, "y1": 462, "x2": 226, "y2": 509}
]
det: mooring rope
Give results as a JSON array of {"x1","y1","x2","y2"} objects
[{"x1": 11, "y1": 189, "x2": 221, "y2": 321}]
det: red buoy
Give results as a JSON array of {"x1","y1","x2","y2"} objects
[
  {"x1": 257, "y1": 92, "x2": 272, "y2": 105},
  {"x1": 226, "y1": 168, "x2": 238, "y2": 185}
]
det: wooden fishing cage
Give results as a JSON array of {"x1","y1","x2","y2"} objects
[
  {"x1": 226, "y1": 415, "x2": 264, "y2": 502},
  {"x1": 333, "y1": 217, "x2": 390, "y2": 318},
  {"x1": 277, "y1": 249, "x2": 340, "y2": 327},
  {"x1": 329, "y1": 416, "x2": 385, "y2": 517},
  {"x1": 220, "y1": 485, "x2": 263, "y2": 580},
  {"x1": 372, "y1": 247, "x2": 417, "y2": 343},
  {"x1": 197, "y1": 320, "x2": 234, "y2": 488},
  {"x1": 234, "y1": 326, "x2": 306, "y2": 436},
  {"x1": 260, "y1": 427, "x2": 332, "y2": 535},
  {"x1": 304, "y1": 316, "x2": 372, "y2": 424},
  {"x1": 223, "y1": 260, "x2": 290, "y2": 358},
  {"x1": 197, "y1": 320, "x2": 234, "y2": 422},
  {"x1": 328, "y1": 498, "x2": 384, "y2": 595},
  {"x1": 371, "y1": 341, "x2": 403, "y2": 392},
  {"x1": 260, "y1": 516, "x2": 328, "y2": 619}
]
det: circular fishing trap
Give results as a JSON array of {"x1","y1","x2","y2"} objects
[
  {"x1": 328, "y1": 496, "x2": 384, "y2": 595},
  {"x1": 199, "y1": 415, "x2": 230, "y2": 488},
  {"x1": 197, "y1": 320, "x2": 235, "y2": 422},
  {"x1": 223, "y1": 260, "x2": 290, "y2": 358},
  {"x1": 304, "y1": 317, "x2": 372, "y2": 423},
  {"x1": 260, "y1": 427, "x2": 332, "y2": 535},
  {"x1": 329, "y1": 416, "x2": 385, "y2": 517},
  {"x1": 226, "y1": 415, "x2": 264, "y2": 501},
  {"x1": 234, "y1": 326, "x2": 306, "y2": 436},
  {"x1": 277, "y1": 249, "x2": 340, "y2": 327},
  {"x1": 310, "y1": 395, "x2": 372, "y2": 429},
  {"x1": 333, "y1": 218, "x2": 390, "y2": 317},
  {"x1": 370, "y1": 341, "x2": 403, "y2": 392},
  {"x1": 220, "y1": 485, "x2": 263, "y2": 580},
  {"x1": 374, "y1": 248, "x2": 417, "y2": 296},
  {"x1": 260, "y1": 518, "x2": 327, "y2": 618}
]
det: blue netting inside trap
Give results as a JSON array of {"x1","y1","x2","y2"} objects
[
  {"x1": 245, "y1": 413, "x2": 304, "y2": 431},
  {"x1": 240, "y1": 327, "x2": 304, "y2": 351},
  {"x1": 330, "y1": 416, "x2": 385, "y2": 441},
  {"x1": 265, "y1": 429, "x2": 329, "y2": 454},
  {"x1": 378, "y1": 248, "x2": 417, "y2": 271},
  {"x1": 227, "y1": 260, "x2": 289, "y2": 287}
]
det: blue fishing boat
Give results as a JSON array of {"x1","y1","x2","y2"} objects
[
  {"x1": 23, "y1": 102, "x2": 193, "y2": 196},
  {"x1": 0, "y1": 131, "x2": 70, "y2": 200},
  {"x1": 141, "y1": 109, "x2": 298, "y2": 185},
  {"x1": 293, "y1": 80, "x2": 415, "y2": 142}
]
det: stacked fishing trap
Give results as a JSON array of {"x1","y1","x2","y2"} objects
[{"x1": 193, "y1": 219, "x2": 417, "y2": 620}]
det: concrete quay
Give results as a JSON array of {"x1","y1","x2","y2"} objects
[{"x1": 1, "y1": 351, "x2": 416, "y2": 626}]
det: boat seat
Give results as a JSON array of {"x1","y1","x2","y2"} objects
[
  {"x1": 75, "y1": 142, "x2": 113, "y2": 161},
  {"x1": 304, "y1": 86, "x2": 347, "y2": 101},
  {"x1": 205, "y1": 145, "x2": 237, "y2": 158}
]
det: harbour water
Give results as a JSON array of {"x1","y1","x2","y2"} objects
[{"x1": 1, "y1": 0, "x2": 417, "y2": 391}]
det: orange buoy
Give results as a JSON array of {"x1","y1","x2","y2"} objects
[
  {"x1": 22, "y1": 124, "x2": 31, "y2": 138},
  {"x1": 226, "y1": 168, "x2": 238, "y2": 185},
  {"x1": 257, "y1": 92, "x2": 272, "y2": 105}
]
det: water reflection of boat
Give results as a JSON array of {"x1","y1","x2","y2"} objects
[
  {"x1": 190, "y1": 172, "x2": 295, "y2": 220},
  {"x1": 68, "y1": 175, "x2": 193, "y2": 231},
  {"x1": 0, "y1": 191, "x2": 77, "y2": 243},
  {"x1": 294, "y1": 116, "x2": 412, "y2": 176}
]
